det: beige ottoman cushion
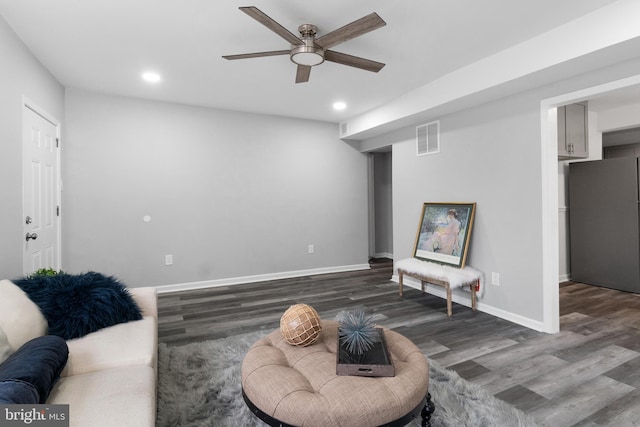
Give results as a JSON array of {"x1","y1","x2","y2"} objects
[{"x1": 242, "y1": 320, "x2": 429, "y2": 427}]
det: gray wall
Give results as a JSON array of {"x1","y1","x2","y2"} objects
[
  {"x1": 391, "y1": 93, "x2": 544, "y2": 321},
  {"x1": 63, "y1": 89, "x2": 369, "y2": 287},
  {"x1": 0, "y1": 16, "x2": 64, "y2": 279},
  {"x1": 368, "y1": 57, "x2": 640, "y2": 326}
]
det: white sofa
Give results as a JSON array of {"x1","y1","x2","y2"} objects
[{"x1": 0, "y1": 279, "x2": 158, "y2": 427}]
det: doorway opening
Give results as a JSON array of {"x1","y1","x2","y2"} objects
[
  {"x1": 541, "y1": 74, "x2": 640, "y2": 333},
  {"x1": 368, "y1": 148, "x2": 393, "y2": 262}
]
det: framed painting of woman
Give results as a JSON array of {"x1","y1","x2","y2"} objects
[{"x1": 413, "y1": 202, "x2": 476, "y2": 268}]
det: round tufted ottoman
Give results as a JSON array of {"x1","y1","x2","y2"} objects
[{"x1": 242, "y1": 320, "x2": 434, "y2": 427}]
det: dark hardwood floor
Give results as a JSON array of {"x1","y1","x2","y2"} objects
[{"x1": 158, "y1": 259, "x2": 640, "y2": 427}]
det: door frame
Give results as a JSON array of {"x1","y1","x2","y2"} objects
[
  {"x1": 540, "y1": 74, "x2": 640, "y2": 333},
  {"x1": 22, "y1": 96, "x2": 62, "y2": 272}
]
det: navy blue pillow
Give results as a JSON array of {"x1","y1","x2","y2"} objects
[
  {"x1": 13, "y1": 272, "x2": 143, "y2": 340},
  {"x1": 0, "y1": 335, "x2": 68, "y2": 404},
  {"x1": 0, "y1": 380, "x2": 39, "y2": 404}
]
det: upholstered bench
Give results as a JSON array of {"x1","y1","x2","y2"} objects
[
  {"x1": 241, "y1": 320, "x2": 434, "y2": 427},
  {"x1": 396, "y1": 258, "x2": 482, "y2": 317}
]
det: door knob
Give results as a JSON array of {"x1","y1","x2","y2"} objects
[{"x1": 25, "y1": 232, "x2": 38, "y2": 242}]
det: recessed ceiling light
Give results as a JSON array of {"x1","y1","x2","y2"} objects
[
  {"x1": 333, "y1": 101, "x2": 347, "y2": 111},
  {"x1": 142, "y1": 72, "x2": 161, "y2": 83}
]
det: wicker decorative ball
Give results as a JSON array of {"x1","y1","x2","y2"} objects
[{"x1": 280, "y1": 304, "x2": 322, "y2": 347}]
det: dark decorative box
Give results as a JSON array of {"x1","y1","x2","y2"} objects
[{"x1": 336, "y1": 328, "x2": 395, "y2": 377}]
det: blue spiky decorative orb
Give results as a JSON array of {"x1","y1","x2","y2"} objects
[{"x1": 337, "y1": 309, "x2": 377, "y2": 355}]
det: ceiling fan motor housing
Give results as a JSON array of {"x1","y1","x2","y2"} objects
[{"x1": 290, "y1": 24, "x2": 324, "y2": 66}]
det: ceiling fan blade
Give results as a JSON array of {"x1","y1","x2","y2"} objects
[
  {"x1": 314, "y1": 12, "x2": 386, "y2": 50},
  {"x1": 295, "y1": 65, "x2": 312, "y2": 83},
  {"x1": 239, "y1": 6, "x2": 302, "y2": 46},
  {"x1": 324, "y1": 50, "x2": 385, "y2": 73},
  {"x1": 222, "y1": 50, "x2": 290, "y2": 60}
]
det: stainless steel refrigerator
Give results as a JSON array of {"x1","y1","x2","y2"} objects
[{"x1": 569, "y1": 157, "x2": 640, "y2": 293}]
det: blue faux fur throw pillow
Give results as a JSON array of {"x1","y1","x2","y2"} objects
[{"x1": 13, "y1": 272, "x2": 142, "y2": 340}]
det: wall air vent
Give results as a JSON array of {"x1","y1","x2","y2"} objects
[{"x1": 416, "y1": 121, "x2": 440, "y2": 156}]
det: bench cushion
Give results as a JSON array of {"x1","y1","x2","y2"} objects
[{"x1": 395, "y1": 258, "x2": 483, "y2": 289}]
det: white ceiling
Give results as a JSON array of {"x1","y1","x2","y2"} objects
[
  {"x1": 589, "y1": 84, "x2": 640, "y2": 112},
  {"x1": 0, "y1": 0, "x2": 625, "y2": 123}
]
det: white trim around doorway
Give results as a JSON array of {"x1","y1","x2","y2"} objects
[{"x1": 540, "y1": 74, "x2": 640, "y2": 333}]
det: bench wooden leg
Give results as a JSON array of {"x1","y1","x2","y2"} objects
[
  {"x1": 471, "y1": 280, "x2": 478, "y2": 311},
  {"x1": 397, "y1": 268, "x2": 479, "y2": 317}
]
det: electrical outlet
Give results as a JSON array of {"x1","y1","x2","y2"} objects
[
  {"x1": 165, "y1": 254, "x2": 173, "y2": 266},
  {"x1": 491, "y1": 272, "x2": 500, "y2": 286},
  {"x1": 308, "y1": 244, "x2": 314, "y2": 254}
]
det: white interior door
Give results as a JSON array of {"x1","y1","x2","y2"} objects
[{"x1": 23, "y1": 103, "x2": 61, "y2": 274}]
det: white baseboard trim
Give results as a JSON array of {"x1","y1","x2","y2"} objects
[
  {"x1": 392, "y1": 275, "x2": 546, "y2": 332},
  {"x1": 373, "y1": 252, "x2": 393, "y2": 259},
  {"x1": 559, "y1": 273, "x2": 571, "y2": 283},
  {"x1": 156, "y1": 263, "x2": 371, "y2": 294}
]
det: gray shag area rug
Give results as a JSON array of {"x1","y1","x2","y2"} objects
[{"x1": 156, "y1": 331, "x2": 539, "y2": 427}]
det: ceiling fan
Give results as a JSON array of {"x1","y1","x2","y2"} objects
[{"x1": 222, "y1": 6, "x2": 386, "y2": 83}]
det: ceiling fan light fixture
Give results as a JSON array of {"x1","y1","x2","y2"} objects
[
  {"x1": 290, "y1": 44, "x2": 324, "y2": 66},
  {"x1": 224, "y1": 7, "x2": 386, "y2": 82}
]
